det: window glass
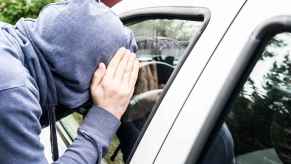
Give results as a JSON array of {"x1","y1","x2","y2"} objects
[
  {"x1": 58, "y1": 18, "x2": 204, "y2": 164},
  {"x1": 130, "y1": 19, "x2": 202, "y2": 65},
  {"x1": 222, "y1": 32, "x2": 291, "y2": 164}
]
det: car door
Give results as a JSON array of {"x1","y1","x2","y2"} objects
[
  {"x1": 53, "y1": 0, "x2": 247, "y2": 164},
  {"x1": 158, "y1": 0, "x2": 291, "y2": 164}
]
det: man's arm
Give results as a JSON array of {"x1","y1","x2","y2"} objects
[
  {"x1": 60, "y1": 47, "x2": 139, "y2": 163},
  {"x1": 55, "y1": 106, "x2": 121, "y2": 164},
  {"x1": 0, "y1": 48, "x2": 139, "y2": 164},
  {"x1": 0, "y1": 85, "x2": 119, "y2": 164}
]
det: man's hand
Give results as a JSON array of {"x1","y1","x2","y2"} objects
[{"x1": 90, "y1": 47, "x2": 140, "y2": 119}]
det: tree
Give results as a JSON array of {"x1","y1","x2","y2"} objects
[{"x1": 0, "y1": 0, "x2": 55, "y2": 24}]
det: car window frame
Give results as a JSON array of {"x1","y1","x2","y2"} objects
[
  {"x1": 119, "y1": 6, "x2": 210, "y2": 163},
  {"x1": 192, "y1": 15, "x2": 291, "y2": 164}
]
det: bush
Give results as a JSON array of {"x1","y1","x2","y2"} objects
[{"x1": 0, "y1": 0, "x2": 55, "y2": 24}]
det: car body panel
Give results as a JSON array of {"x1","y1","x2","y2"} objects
[
  {"x1": 155, "y1": 0, "x2": 291, "y2": 164},
  {"x1": 111, "y1": 0, "x2": 247, "y2": 163}
]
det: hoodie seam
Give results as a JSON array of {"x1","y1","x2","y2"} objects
[
  {"x1": 0, "y1": 77, "x2": 39, "y2": 100},
  {"x1": 0, "y1": 84, "x2": 26, "y2": 92}
]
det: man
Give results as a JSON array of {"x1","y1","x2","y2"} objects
[{"x1": 0, "y1": 0, "x2": 138, "y2": 163}]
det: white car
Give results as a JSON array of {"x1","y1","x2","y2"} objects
[{"x1": 41, "y1": 0, "x2": 291, "y2": 163}]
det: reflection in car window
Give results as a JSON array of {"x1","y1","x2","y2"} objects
[
  {"x1": 224, "y1": 33, "x2": 291, "y2": 164},
  {"x1": 130, "y1": 19, "x2": 202, "y2": 65},
  {"x1": 58, "y1": 18, "x2": 203, "y2": 164}
]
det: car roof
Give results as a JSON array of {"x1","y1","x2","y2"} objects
[{"x1": 112, "y1": 0, "x2": 227, "y2": 14}]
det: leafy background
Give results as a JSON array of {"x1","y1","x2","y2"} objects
[{"x1": 0, "y1": 0, "x2": 55, "y2": 24}]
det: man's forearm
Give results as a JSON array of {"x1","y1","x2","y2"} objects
[{"x1": 54, "y1": 106, "x2": 120, "y2": 164}]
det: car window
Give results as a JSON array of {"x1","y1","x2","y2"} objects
[
  {"x1": 208, "y1": 32, "x2": 291, "y2": 164},
  {"x1": 58, "y1": 18, "x2": 205, "y2": 164},
  {"x1": 130, "y1": 19, "x2": 202, "y2": 65}
]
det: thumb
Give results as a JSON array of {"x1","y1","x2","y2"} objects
[{"x1": 91, "y1": 63, "x2": 106, "y2": 87}]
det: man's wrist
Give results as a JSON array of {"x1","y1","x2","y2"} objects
[
  {"x1": 79, "y1": 105, "x2": 121, "y2": 143},
  {"x1": 97, "y1": 105, "x2": 124, "y2": 120}
]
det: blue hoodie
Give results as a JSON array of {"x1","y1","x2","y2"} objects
[{"x1": 0, "y1": 0, "x2": 137, "y2": 163}]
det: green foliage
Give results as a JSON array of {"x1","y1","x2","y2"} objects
[{"x1": 0, "y1": 0, "x2": 55, "y2": 24}]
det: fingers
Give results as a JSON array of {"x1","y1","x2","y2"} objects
[
  {"x1": 115, "y1": 49, "x2": 131, "y2": 80},
  {"x1": 91, "y1": 63, "x2": 106, "y2": 91},
  {"x1": 121, "y1": 53, "x2": 136, "y2": 84},
  {"x1": 90, "y1": 49, "x2": 139, "y2": 120},
  {"x1": 102, "y1": 47, "x2": 138, "y2": 97},
  {"x1": 128, "y1": 59, "x2": 140, "y2": 94},
  {"x1": 107, "y1": 47, "x2": 126, "y2": 77}
]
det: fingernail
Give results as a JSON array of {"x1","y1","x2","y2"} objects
[{"x1": 99, "y1": 63, "x2": 105, "y2": 68}]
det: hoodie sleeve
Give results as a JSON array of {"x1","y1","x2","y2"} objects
[
  {"x1": 0, "y1": 85, "x2": 120, "y2": 164},
  {"x1": 55, "y1": 106, "x2": 120, "y2": 164}
]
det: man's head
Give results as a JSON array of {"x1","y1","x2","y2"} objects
[{"x1": 28, "y1": 0, "x2": 137, "y2": 109}]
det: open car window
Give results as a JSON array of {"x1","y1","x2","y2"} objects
[{"x1": 57, "y1": 7, "x2": 210, "y2": 164}]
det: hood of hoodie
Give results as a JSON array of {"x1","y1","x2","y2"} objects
[{"x1": 16, "y1": 0, "x2": 137, "y2": 109}]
